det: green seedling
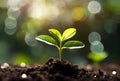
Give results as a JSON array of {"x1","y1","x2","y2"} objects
[
  {"x1": 35, "y1": 28, "x2": 85, "y2": 61},
  {"x1": 88, "y1": 52, "x2": 108, "y2": 67}
]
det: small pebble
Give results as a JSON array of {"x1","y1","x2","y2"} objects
[
  {"x1": 86, "y1": 65, "x2": 92, "y2": 70},
  {"x1": 1, "y1": 63, "x2": 9, "y2": 69},
  {"x1": 21, "y1": 73, "x2": 27, "y2": 78},
  {"x1": 112, "y1": 71, "x2": 117, "y2": 75},
  {"x1": 94, "y1": 75, "x2": 96, "y2": 77}
]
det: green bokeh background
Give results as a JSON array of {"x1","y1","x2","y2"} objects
[{"x1": 0, "y1": 0, "x2": 120, "y2": 65}]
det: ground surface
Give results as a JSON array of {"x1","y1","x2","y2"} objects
[{"x1": 0, "y1": 58, "x2": 120, "y2": 81}]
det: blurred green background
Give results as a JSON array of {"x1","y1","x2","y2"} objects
[{"x1": 0, "y1": 0, "x2": 120, "y2": 65}]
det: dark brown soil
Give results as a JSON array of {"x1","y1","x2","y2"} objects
[{"x1": 0, "y1": 58, "x2": 120, "y2": 81}]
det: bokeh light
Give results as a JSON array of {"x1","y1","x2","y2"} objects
[
  {"x1": 28, "y1": 2, "x2": 47, "y2": 19},
  {"x1": 5, "y1": 17, "x2": 17, "y2": 29},
  {"x1": 88, "y1": 1, "x2": 101, "y2": 14},
  {"x1": 13, "y1": 53, "x2": 31, "y2": 65},
  {"x1": 4, "y1": 17, "x2": 17, "y2": 35},
  {"x1": 24, "y1": 33, "x2": 37, "y2": 47},
  {"x1": 4, "y1": 26, "x2": 17, "y2": 35},
  {"x1": 7, "y1": 0, "x2": 21, "y2": 10},
  {"x1": 0, "y1": 0, "x2": 119, "y2": 64},
  {"x1": 20, "y1": 62, "x2": 26, "y2": 67},
  {"x1": 88, "y1": 32, "x2": 101, "y2": 44},
  {"x1": 7, "y1": 0, "x2": 28, "y2": 9},
  {"x1": 90, "y1": 41, "x2": 104, "y2": 53},
  {"x1": 88, "y1": 32, "x2": 105, "y2": 53},
  {"x1": 7, "y1": 8, "x2": 21, "y2": 19},
  {"x1": 72, "y1": 7, "x2": 87, "y2": 21},
  {"x1": 28, "y1": 1, "x2": 59, "y2": 20}
]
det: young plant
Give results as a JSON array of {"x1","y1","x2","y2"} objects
[
  {"x1": 35, "y1": 28, "x2": 85, "y2": 61},
  {"x1": 88, "y1": 52, "x2": 108, "y2": 67}
]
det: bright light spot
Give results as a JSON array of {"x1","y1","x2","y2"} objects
[
  {"x1": 94, "y1": 75, "x2": 96, "y2": 77},
  {"x1": 7, "y1": 8, "x2": 21, "y2": 19},
  {"x1": 21, "y1": 73, "x2": 27, "y2": 78},
  {"x1": 7, "y1": 0, "x2": 28, "y2": 11},
  {"x1": 72, "y1": 7, "x2": 86, "y2": 21},
  {"x1": 47, "y1": 6, "x2": 59, "y2": 20},
  {"x1": 1, "y1": 66, "x2": 5, "y2": 69},
  {"x1": 88, "y1": 32, "x2": 101, "y2": 44},
  {"x1": 90, "y1": 41, "x2": 104, "y2": 53},
  {"x1": 88, "y1": 1, "x2": 101, "y2": 14},
  {"x1": 24, "y1": 33, "x2": 37, "y2": 47},
  {"x1": 7, "y1": 0, "x2": 20, "y2": 8},
  {"x1": 20, "y1": 62, "x2": 26, "y2": 67},
  {"x1": 1, "y1": 63, "x2": 9, "y2": 69},
  {"x1": 28, "y1": 3, "x2": 47, "y2": 19},
  {"x1": 112, "y1": 71, "x2": 117, "y2": 75},
  {"x1": 5, "y1": 17, "x2": 17, "y2": 29}
]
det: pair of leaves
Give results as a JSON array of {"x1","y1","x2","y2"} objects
[
  {"x1": 49, "y1": 28, "x2": 76, "y2": 41},
  {"x1": 35, "y1": 28, "x2": 85, "y2": 49}
]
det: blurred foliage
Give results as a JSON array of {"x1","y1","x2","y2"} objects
[
  {"x1": 13, "y1": 52, "x2": 31, "y2": 65},
  {"x1": 88, "y1": 52, "x2": 108, "y2": 66},
  {"x1": 0, "y1": 0, "x2": 120, "y2": 64}
]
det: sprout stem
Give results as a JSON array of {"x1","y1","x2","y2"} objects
[
  {"x1": 58, "y1": 41, "x2": 63, "y2": 61},
  {"x1": 59, "y1": 48, "x2": 62, "y2": 61}
]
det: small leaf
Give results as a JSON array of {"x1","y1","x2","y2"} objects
[
  {"x1": 49, "y1": 29, "x2": 61, "y2": 41},
  {"x1": 62, "y1": 28, "x2": 76, "y2": 41},
  {"x1": 63, "y1": 40, "x2": 85, "y2": 49},
  {"x1": 35, "y1": 35, "x2": 57, "y2": 46}
]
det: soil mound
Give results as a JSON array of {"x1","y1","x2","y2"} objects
[{"x1": 0, "y1": 58, "x2": 119, "y2": 81}]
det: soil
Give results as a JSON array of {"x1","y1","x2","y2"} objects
[{"x1": 0, "y1": 58, "x2": 120, "y2": 81}]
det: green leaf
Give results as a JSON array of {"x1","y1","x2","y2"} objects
[
  {"x1": 88, "y1": 52, "x2": 108, "y2": 62},
  {"x1": 49, "y1": 29, "x2": 61, "y2": 41},
  {"x1": 35, "y1": 35, "x2": 57, "y2": 46},
  {"x1": 63, "y1": 40, "x2": 85, "y2": 49},
  {"x1": 62, "y1": 28, "x2": 76, "y2": 41}
]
